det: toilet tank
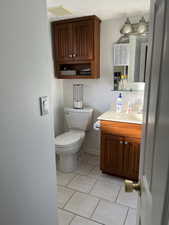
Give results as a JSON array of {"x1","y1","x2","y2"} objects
[{"x1": 64, "y1": 107, "x2": 93, "y2": 131}]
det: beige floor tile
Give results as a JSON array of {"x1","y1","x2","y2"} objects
[
  {"x1": 92, "y1": 200, "x2": 128, "y2": 225},
  {"x1": 64, "y1": 192, "x2": 99, "y2": 218},
  {"x1": 58, "y1": 209, "x2": 74, "y2": 225},
  {"x1": 68, "y1": 175, "x2": 96, "y2": 193},
  {"x1": 76, "y1": 163, "x2": 94, "y2": 176},
  {"x1": 117, "y1": 186, "x2": 138, "y2": 208},
  {"x1": 90, "y1": 179, "x2": 121, "y2": 201},
  {"x1": 70, "y1": 216, "x2": 102, "y2": 225},
  {"x1": 57, "y1": 186, "x2": 75, "y2": 208},
  {"x1": 84, "y1": 154, "x2": 100, "y2": 166},
  {"x1": 125, "y1": 208, "x2": 137, "y2": 225},
  {"x1": 57, "y1": 171, "x2": 76, "y2": 186},
  {"x1": 80, "y1": 153, "x2": 100, "y2": 165},
  {"x1": 88, "y1": 167, "x2": 102, "y2": 179},
  {"x1": 99, "y1": 173, "x2": 124, "y2": 186}
]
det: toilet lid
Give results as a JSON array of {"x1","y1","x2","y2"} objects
[{"x1": 55, "y1": 130, "x2": 85, "y2": 147}]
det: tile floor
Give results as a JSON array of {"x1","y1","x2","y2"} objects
[{"x1": 56, "y1": 153, "x2": 138, "y2": 225}]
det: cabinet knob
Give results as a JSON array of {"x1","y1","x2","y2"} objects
[
  {"x1": 73, "y1": 53, "x2": 76, "y2": 57},
  {"x1": 69, "y1": 54, "x2": 73, "y2": 58},
  {"x1": 120, "y1": 141, "x2": 123, "y2": 144},
  {"x1": 125, "y1": 141, "x2": 128, "y2": 145}
]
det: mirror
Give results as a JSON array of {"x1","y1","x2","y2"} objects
[{"x1": 113, "y1": 35, "x2": 148, "y2": 91}]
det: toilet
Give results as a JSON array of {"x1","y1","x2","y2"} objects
[{"x1": 55, "y1": 107, "x2": 93, "y2": 173}]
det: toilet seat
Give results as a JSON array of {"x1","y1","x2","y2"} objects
[{"x1": 55, "y1": 130, "x2": 85, "y2": 148}]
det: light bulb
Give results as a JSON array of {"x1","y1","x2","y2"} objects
[
  {"x1": 137, "y1": 17, "x2": 148, "y2": 34},
  {"x1": 120, "y1": 18, "x2": 133, "y2": 35}
]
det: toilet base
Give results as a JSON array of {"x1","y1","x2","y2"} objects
[{"x1": 57, "y1": 153, "x2": 78, "y2": 173}]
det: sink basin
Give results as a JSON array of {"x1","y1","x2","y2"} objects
[{"x1": 98, "y1": 111, "x2": 143, "y2": 124}]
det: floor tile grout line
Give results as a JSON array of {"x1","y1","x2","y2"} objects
[
  {"x1": 88, "y1": 177, "x2": 123, "y2": 203},
  {"x1": 62, "y1": 190, "x2": 77, "y2": 209},
  {"x1": 62, "y1": 207, "x2": 105, "y2": 225},
  {"x1": 90, "y1": 199, "x2": 100, "y2": 219},
  {"x1": 58, "y1": 176, "x2": 137, "y2": 209},
  {"x1": 57, "y1": 184, "x2": 87, "y2": 199},
  {"x1": 64, "y1": 181, "x2": 98, "y2": 195},
  {"x1": 123, "y1": 207, "x2": 130, "y2": 225},
  {"x1": 57, "y1": 164, "x2": 137, "y2": 224},
  {"x1": 89, "y1": 193, "x2": 131, "y2": 211},
  {"x1": 88, "y1": 176, "x2": 99, "y2": 194},
  {"x1": 117, "y1": 202, "x2": 137, "y2": 210},
  {"x1": 57, "y1": 175, "x2": 137, "y2": 210},
  {"x1": 65, "y1": 174, "x2": 80, "y2": 188},
  {"x1": 60, "y1": 185, "x2": 130, "y2": 209},
  {"x1": 68, "y1": 213, "x2": 76, "y2": 225},
  {"x1": 57, "y1": 171, "x2": 77, "y2": 186},
  {"x1": 65, "y1": 174, "x2": 79, "y2": 187},
  {"x1": 89, "y1": 193, "x2": 118, "y2": 204},
  {"x1": 115, "y1": 183, "x2": 123, "y2": 202},
  {"x1": 62, "y1": 176, "x2": 120, "y2": 199},
  {"x1": 60, "y1": 199, "x2": 131, "y2": 225}
]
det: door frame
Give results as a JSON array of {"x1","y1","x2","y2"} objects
[{"x1": 139, "y1": 0, "x2": 169, "y2": 224}]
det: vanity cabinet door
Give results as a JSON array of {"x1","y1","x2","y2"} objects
[
  {"x1": 123, "y1": 138, "x2": 140, "y2": 180},
  {"x1": 101, "y1": 134, "x2": 124, "y2": 176}
]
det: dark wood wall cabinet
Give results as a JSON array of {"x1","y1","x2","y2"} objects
[
  {"x1": 51, "y1": 16, "x2": 101, "y2": 79},
  {"x1": 100, "y1": 120, "x2": 142, "y2": 181}
]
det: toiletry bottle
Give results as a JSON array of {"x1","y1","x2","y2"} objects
[
  {"x1": 114, "y1": 72, "x2": 119, "y2": 91},
  {"x1": 124, "y1": 75, "x2": 127, "y2": 90},
  {"x1": 116, "y1": 93, "x2": 123, "y2": 113},
  {"x1": 127, "y1": 101, "x2": 132, "y2": 113},
  {"x1": 119, "y1": 75, "x2": 123, "y2": 90}
]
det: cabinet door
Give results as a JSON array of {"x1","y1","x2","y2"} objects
[
  {"x1": 52, "y1": 23, "x2": 73, "y2": 61},
  {"x1": 72, "y1": 20, "x2": 94, "y2": 60},
  {"x1": 123, "y1": 138, "x2": 140, "y2": 180},
  {"x1": 113, "y1": 43, "x2": 130, "y2": 66},
  {"x1": 101, "y1": 134, "x2": 124, "y2": 176}
]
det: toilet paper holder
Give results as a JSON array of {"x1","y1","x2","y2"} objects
[{"x1": 93, "y1": 120, "x2": 101, "y2": 131}]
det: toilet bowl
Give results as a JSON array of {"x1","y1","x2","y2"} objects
[
  {"x1": 55, "y1": 107, "x2": 93, "y2": 173},
  {"x1": 55, "y1": 129, "x2": 85, "y2": 172}
]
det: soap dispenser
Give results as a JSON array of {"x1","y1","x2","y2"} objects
[{"x1": 116, "y1": 93, "x2": 123, "y2": 113}]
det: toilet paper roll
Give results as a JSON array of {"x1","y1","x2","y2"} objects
[{"x1": 93, "y1": 120, "x2": 101, "y2": 131}]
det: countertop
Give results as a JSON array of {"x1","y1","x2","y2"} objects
[{"x1": 97, "y1": 111, "x2": 143, "y2": 124}]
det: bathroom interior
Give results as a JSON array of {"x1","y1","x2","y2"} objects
[{"x1": 48, "y1": 1, "x2": 150, "y2": 225}]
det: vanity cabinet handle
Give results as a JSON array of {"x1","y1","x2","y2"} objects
[
  {"x1": 125, "y1": 141, "x2": 128, "y2": 145},
  {"x1": 73, "y1": 53, "x2": 76, "y2": 57},
  {"x1": 120, "y1": 141, "x2": 123, "y2": 144}
]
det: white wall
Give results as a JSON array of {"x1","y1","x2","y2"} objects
[
  {"x1": 63, "y1": 17, "x2": 144, "y2": 155},
  {"x1": 0, "y1": 0, "x2": 58, "y2": 224},
  {"x1": 52, "y1": 78, "x2": 64, "y2": 136},
  {"x1": 49, "y1": 23, "x2": 64, "y2": 137}
]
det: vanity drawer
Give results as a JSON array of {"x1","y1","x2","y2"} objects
[{"x1": 100, "y1": 120, "x2": 142, "y2": 139}]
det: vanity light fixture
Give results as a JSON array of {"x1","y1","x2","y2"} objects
[
  {"x1": 118, "y1": 16, "x2": 148, "y2": 43},
  {"x1": 137, "y1": 17, "x2": 148, "y2": 34},
  {"x1": 120, "y1": 18, "x2": 133, "y2": 35}
]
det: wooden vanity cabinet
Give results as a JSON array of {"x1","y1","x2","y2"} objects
[
  {"x1": 51, "y1": 16, "x2": 101, "y2": 79},
  {"x1": 100, "y1": 120, "x2": 142, "y2": 181}
]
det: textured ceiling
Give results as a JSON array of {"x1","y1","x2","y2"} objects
[{"x1": 47, "y1": 0, "x2": 150, "y2": 21}]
